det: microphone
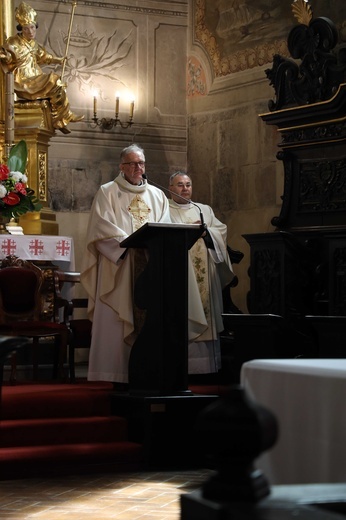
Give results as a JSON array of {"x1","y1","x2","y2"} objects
[{"x1": 142, "y1": 173, "x2": 206, "y2": 229}]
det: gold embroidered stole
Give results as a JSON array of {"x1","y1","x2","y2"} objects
[
  {"x1": 127, "y1": 194, "x2": 151, "y2": 335},
  {"x1": 190, "y1": 238, "x2": 212, "y2": 333}
]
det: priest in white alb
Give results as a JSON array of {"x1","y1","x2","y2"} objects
[
  {"x1": 81, "y1": 144, "x2": 170, "y2": 386},
  {"x1": 168, "y1": 171, "x2": 234, "y2": 375}
]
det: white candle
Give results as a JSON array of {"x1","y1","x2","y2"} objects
[
  {"x1": 93, "y1": 94, "x2": 97, "y2": 117},
  {"x1": 115, "y1": 93, "x2": 120, "y2": 116},
  {"x1": 5, "y1": 72, "x2": 14, "y2": 146},
  {"x1": 129, "y1": 98, "x2": 135, "y2": 119}
]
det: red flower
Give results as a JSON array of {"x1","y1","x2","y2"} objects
[
  {"x1": 3, "y1": 192, "x2": 20, "y2": 205},
  {"x1": 15, "y1": 182, "x2": 27, "y2": 195},
  {"x1": 0, "y1": 164, "x2": 10, "y2": 181}
]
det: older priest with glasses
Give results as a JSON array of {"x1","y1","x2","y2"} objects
[{"x1": 81, "y1": 144, "x2": 171, "y2": 388}]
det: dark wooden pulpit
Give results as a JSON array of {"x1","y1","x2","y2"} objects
[{"x1": 121, "y1": 222, "x2": 204, "y2": 396}]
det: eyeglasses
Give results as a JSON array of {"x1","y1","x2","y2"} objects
[{"x1": 121, "y1": 161, "x2": 145, "y2": 169}]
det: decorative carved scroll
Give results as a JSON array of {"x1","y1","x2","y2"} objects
[{"x1": 265, "y1": 2, "x2": 346, "y2": 111}]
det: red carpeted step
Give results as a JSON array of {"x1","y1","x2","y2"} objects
[
  {"x1": 1, "y1": 382, "x2": 113, "y2": 419},
  {"x1": 0, "y1": 381, "x2": 144, "y2": 479},
  {"x1": 189, "y1": 384, "x2": 232, "y2": 397},
  {"x1": 0, "y1": 416, "x2": 128, "y2": 447},
  {"x1": 0, "y1": 381, "x2": 229, "y2": 476},
  {"x1": 0, "y1": 441, "x2": 143, "y2": 478}
]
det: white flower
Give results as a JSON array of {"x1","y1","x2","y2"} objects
[
  {"x1": 10, "y1": 171, "x2": 26, "y2": 182},
  {"x1": 0, "y1": 185, "x2": 7, "y2": 198}
]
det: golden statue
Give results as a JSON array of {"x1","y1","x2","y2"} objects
[{"x1": 0, "y1": 2, "x2": 83, "y2": 134}]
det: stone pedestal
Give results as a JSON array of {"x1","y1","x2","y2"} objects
[{"x1": 112, "y1": 393, "x2": 218, "y2": 468}]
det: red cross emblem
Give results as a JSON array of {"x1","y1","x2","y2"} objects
[
  {"x1": 29, "y1": 239, "x2": 44, "y2": 256},
  {"x1": 56, "y1": 240, "x2": 71, "y2": 257},
  {"x1": 0, "y1": 238, "x2": 17, "y2": 256}
]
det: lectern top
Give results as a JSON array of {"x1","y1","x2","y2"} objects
[{"x1": 121, "y1": 222, "x2": 204, "y2": 249}]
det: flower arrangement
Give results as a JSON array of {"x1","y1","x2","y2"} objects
[{"x1": 0, "y1": 140, "x2": 42, "y2": 218}]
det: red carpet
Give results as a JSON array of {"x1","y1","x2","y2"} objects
[
  {"x1": 0, "y1": 380, "x2": 143, "y2": 479},
  {"x1": 1, "y1": 380, "x2": 113, "y2": 419},
  {"x1": 0, "y1": 379, "x2": 230, "y2": 479}
]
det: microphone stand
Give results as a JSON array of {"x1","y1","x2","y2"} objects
[{"x1": 143, "y1": 174, "x2": 207, "y2": 229}]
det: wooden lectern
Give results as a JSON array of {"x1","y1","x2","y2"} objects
[{"x1": 121, "y1": 222, "x2": 204, "y2": 396}]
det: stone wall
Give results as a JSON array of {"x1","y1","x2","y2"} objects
[{"x1": 25, "y1": 0, "x2": 189, "y2": 273}]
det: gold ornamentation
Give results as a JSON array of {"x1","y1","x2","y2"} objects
[
  {"x1": 15, "y1": 2, "x2": 37, "y2": 26},
  {"x1": 128, "y1": 195, "x2": 151, "y2": 230},
  {"x1": 38, "y1": 151, "x2": 47, "y2": 202},
  {"x1": 1, "y1": 2, "x2": 84, "y2": 134},
  {"x1": 191, "y1": 239, "x2": 209, "y2": 316},
  {"x1": 193, "y1": 0, "x2": 289, "y2": 77},
  {"x1": 60, "y1": 1, "x2": 77, "y2": 84},
  {"x1": 291, "y1": 0, "x2": 313, "y2": 26},
  {"x1": 0, "y1": 216, "x2": 10, "y2": 234}
]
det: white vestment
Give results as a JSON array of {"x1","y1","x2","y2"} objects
[
  {"x1": 169, "y1": 200, "x2": 234, "y2": 374},
  {"x1": 81, "y1": 174, "x2": 171, "y2": 383}
]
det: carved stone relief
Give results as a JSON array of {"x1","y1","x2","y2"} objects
[{"x1": 42, "y1": 10, "x2": 136, "y2": 117}]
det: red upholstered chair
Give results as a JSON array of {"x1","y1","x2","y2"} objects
[
  {"x1": 54, "y1": 270, "x2": 92, "y2": 382},
  {"x1": 0, "y1": 255, "x2": 69, "y2": 382}
]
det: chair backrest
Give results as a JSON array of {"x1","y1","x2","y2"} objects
[{"x1": 0, "y1": 256, "x2": 44, "y2": 323}]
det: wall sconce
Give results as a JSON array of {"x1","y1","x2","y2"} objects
[{"x1": 91, "y1": 91, "x2": 134, "y2": 130}]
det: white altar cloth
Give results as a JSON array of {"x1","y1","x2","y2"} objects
[
  {"x1": 241, "y1": 358, "x2": 346, "y2": 485},
  {"x1": 0, "y1": 235, "x2": 75, "y2": 269}
]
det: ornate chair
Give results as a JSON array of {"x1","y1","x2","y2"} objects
[
  {"x1": 54, "y1": 270, "x2": 91, "y2": 382},
  {"x1": 0, "y1": 255, "x2": 69, "y2": 382}
]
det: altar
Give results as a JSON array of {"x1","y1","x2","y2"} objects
[
  {"x1": 0, "y1": 234, "x2": 75, "y2": 271},
  {"x1": 0, "y1": 234, "x2": 75, "y2": 321},
  {"x1": 241, "y1": 358, "x2": 346, "y2": 485}
]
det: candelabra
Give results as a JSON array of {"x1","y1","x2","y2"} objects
[{"x1": 90, "y1": 93, "x2": 134, "y2": 130}]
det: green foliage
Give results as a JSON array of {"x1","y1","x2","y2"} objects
[
  {"x1": 0, "y1": 140, "x2": 43, "y2": 218},
  {"x1": 7, "y1": 140, "x2": 28, "y2": 174}
]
